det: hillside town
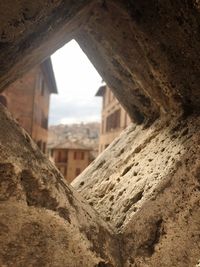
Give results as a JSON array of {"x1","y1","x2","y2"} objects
[{"x1": 48, "y1": 122, "x2": 100, "y2": 155}]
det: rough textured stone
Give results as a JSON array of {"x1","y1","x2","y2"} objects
[
  {"x1": 1, "y1": 1, "x2": 200, "y2": 266},
  {"x1": 1, "y1": 1, "x2": 200, "y2": 123},
  {"x1": 73, "y1": 114, "x2": 200, "y2": 266},
  {"x1": 76, "y1": 0, "x2": 200, "y2": 122},
  {"x1": 1, "y1": 105, "x2": 199, "y2": 266},
  {"x1": 0, "y1": 105, "x2": 120, "y2": 267},
  {"x1": 0, "y1": 0, "x2": 93, "y2": 91}
]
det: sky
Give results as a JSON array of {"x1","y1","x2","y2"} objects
[{"x1": 49, "y1": 39, "x2": 103, "y2": 125}]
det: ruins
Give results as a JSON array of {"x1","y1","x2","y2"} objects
[{"x1": 0, "y1": 1, "x2": 200, "y2": 266}]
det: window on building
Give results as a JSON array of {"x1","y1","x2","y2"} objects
[
  {"x1": 43, "y1": 142, "x2": 46, "y2": 153},
  {"x1": 34, "y1": 104, "x2": 45, "y2": 127},
  {"x1": 57, "y1": 150, "x2": 68, "y2": 162},
  {"x1": 51, "y1": 149, "x2": 54, "y2": 157},
  {"x1": 41, "y1": 78, "x2": 45, "y2": 96},
  {"x1": 81, "y1": 152, "x2": 85, "y2": 160},
  {"x1": 58, "y1": 151, "x2": 62, "y2": 162},
  {"x1": 41, "y1": 116, "x2": 48, "y2": 129},
  {"x1": 106, "y1": 109, "x2": 121, "y2": 132},
  {"x1": 74, "y1": 151, "x2": 85, "y2": 160},
  {"x1": 0, "y1": 95, "x2": 7, "y2": 107},
  {"x1": 75, "y1": 168, "x2": 81, "y2": 176},
  {"x1": 63, "y1": 151, "x2": 68, "y2": 162}
]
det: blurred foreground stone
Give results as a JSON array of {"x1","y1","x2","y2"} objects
[{"x1": 0, "y1": 105, "x2": 120, "y2": 267}]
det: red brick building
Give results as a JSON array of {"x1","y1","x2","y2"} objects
[{"x1": 0, "y1": 58, "x2": 57, "y2": 153}]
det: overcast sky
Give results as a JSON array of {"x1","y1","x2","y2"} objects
[{"x1": 49, "y1": 39, "x2": 103, "y2": 125}]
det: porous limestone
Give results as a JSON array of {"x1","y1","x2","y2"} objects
[
  {"x1": 0, "y1": 105, "x2": 120, "y2": 267},
  {"x1": 73, "y1": 114, "x2": 200, "y2": 266}
]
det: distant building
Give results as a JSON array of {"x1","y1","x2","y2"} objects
[
  {"x1": 96, "y1": 85, "x2": 131, "y2": 153},
  {"x1": 50, "y1": 141, "x2": 92, "y2": 183},
  {"x1": 0, "y1": 58, "x2": 57, "y2": 153}
]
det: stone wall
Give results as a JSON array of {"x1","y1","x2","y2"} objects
[
  {"x1": 1, "y1": 1, "x2": 200, "y2": 122},
  {"x1": 73, "y1": 114, "x2": 200, "y2": 266},
  {"x1": 0, "y1": 105, "x2": 120, "y2": 267},
  {"x1": 0, "y1": 0, "x2": 200, "y2": 266}
]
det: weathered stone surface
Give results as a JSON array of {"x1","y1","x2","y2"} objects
[
  {"x1": 0, "y1": 0, "x2": 93, "y2": 91},
  {"x1": 0, "y1": 105, "x2": 120, "y2": 267},
  {"x1": 1, "y1": 1, "x2": 200, "y2": 123},
  {"x1": 1, "y1": 103, "x2": 199, "y2": 266},
  {"x1": 73, "y1": 114, "x2": 200, "y2": 266},
  {"x1": 1, "y1": 1, "x2": 200, "y2": 266},
  {"x1": 76, "y1": 0, "x2": 200, "y2": 122}
]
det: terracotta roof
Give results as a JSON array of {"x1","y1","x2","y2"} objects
[
  {"x1": 95, "y1": 85, "x2": 106, "y2": 97},
  {"x1": 41, "y1": 57, "x2": 58, "y2": 94},
  {"x1": 52, "y1": 140, "x2": 91, "y2": 150}
]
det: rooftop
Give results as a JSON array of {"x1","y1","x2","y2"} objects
[{"x1": 52, "y1": 140, "x2": 92, "y2": 151}]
